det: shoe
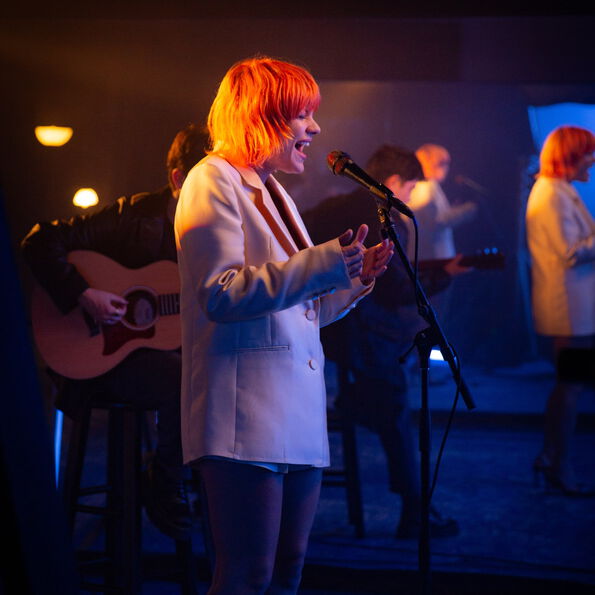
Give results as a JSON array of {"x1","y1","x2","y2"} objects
[
  {"x1": 534, "y1": 467, "x2": 595, "y2": 498},
  {"x1": 532, "y1": 454, "x2": 595, "y2": 497},
  {"x1": 532, "y1": 454, "x2": 551, "y2": 487},
  {"x1": 396, "y1": 506, "x2": 459, "y2": 539},
  {"x1": 143, "y1": 458, "x2": 193, "y2": 540}
]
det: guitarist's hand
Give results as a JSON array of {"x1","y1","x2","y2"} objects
[
  {"x1": 79, "y1": 288, "x2": 128, "y2": 325},
  {"x1": 444, "y1": 254, "x2": 474, "y2": 277}
]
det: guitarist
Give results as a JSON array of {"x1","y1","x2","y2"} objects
[
  {"x1": 20, "y1": 123, "x2": 208, "y2": 541},
  {"x1": 302, "y1": 145, "x2": 471, "y2": 540}
]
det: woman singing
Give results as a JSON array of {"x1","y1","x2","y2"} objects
[{"x1": 174, "y1": 56, "x2": 393, "y2": 593}]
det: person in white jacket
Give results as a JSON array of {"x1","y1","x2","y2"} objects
[
  {"x1": 174, "y1": 56, "x2": 393, "y2": 593},
  {"x1": 407, "y1": 144, "x2": 478, "y2": 342},
  {"x1": 525, "y1": 125, "x2": 595, "y2": 496},
  {"x1": 408, "y1": 143, "x2": 478, "y2": 260}
]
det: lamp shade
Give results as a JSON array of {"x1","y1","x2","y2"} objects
[
  {"x1": 35, "y1": 126, "x2": 73, "y2": 147},
  {"x1": 73, "y1": 188, "x2": 98, "y2": 208}
]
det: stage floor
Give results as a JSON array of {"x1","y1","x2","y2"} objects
[{"x1": 65, "y1": 358, "x2": 595, "y2": 594}]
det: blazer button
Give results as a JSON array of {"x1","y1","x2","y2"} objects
[
  {"x1": 305, "y1": 309, "x2": 317, "y2": 321},
  {"x1": 308, "y1": 359, "x2": 318, "y2": 370}
]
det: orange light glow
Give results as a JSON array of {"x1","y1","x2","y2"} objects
[
  {"x1": 35, "y1": 125, "x2": 73, "y2": 147},
  {"x1": 73, "y1": 188, "x2": 99, "y2": 208}
]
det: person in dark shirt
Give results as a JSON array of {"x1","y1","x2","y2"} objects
[
  {"x1": 302, "y1": 144, "x2": 469, "y2": 538},
  {"x1": 21, "y1": 123, "x2": 208, "y2": 540}
]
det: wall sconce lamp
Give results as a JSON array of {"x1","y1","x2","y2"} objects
[
  {"x1": 73, "y1": 188, "x2": 99, "y2": 208},
  {"x1": 35, "y1": 125, "x2": 73, "y2": 147}
]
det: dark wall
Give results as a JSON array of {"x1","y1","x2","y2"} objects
[
  {"x1": 2, "y1": 15, "x2": 594, "y2": 237},
  {"x1": 1, "y1": 14, "x2": 594, "y2": 367}
]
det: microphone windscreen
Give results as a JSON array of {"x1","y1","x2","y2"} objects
[{"x1": 327, "y1": 150, "x2": 350, "y2": 175}]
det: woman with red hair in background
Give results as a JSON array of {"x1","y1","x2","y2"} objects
[
  {"x1": 526, "y1": 125, "x2": 595, "y2": 496},
  {"x1": 175, "y1": 56, "x2": 393, "y2": 593},
  {"x1": 408, "y1": 143, "x2": 478, "y2": 260}
]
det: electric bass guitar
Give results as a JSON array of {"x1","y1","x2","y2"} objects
[
  {"x1": 31, "y1": 250, "x2": 181, "y2": 380},
  {"x1": 418, "y1": 247, "x2": 505, "y2": 271}
]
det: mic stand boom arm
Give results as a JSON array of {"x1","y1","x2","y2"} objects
[{"x1": 373, "y1": 194, "x2": 476, "y2": 595}]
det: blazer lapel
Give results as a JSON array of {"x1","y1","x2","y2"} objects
[
  {"x1": 234, "y1": 164, "x2": 311, "y2": 256},
  {"x1": 265, "y1": 177, "x2": 311, "y2": 251}
]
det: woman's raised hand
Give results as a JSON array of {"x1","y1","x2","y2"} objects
[
  {"x1": 339, "y1": 223, "x2": 394, "y2": 284},
  {"x1": 361, "y1": 237, "x2": 394, "y2": 285},
  {"x1": 339, "y1": 224, "x2": 369, "y2": 279}
]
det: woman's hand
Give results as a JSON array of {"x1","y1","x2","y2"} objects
[
  {"x1": 361, "y1": 238, "x2": 394, "y2": 285},
  {"x1": 78, "y1": 287, "x2": 128, "y2": 325},
  {"x1": 339, "y1": 224, "x2": 369, "y2": 279}
]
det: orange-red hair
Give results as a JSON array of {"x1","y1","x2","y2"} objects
[
  {"x1": 207, "y1": 56, "x2": 321, "y2": 168},
  {"x1": 415, "y1": 144, "x2": 450, "y2": 180},
  {"x1": 539, "y1": 125, "x2": 595, "y2": 179}
]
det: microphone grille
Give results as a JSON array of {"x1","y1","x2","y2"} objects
[{"x1": 327, "y1": 150, "x2": 350, "y2": 175}]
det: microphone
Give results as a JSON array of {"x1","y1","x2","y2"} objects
[
  {"x1": 454, "y1": 174, "x2": 488, "y2": 195},
  {"x1": 327, "y1": 150, "x2": 414, "y2": 219}
]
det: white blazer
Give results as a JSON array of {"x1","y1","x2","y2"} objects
[
  {"x1": 525, "y1": 176, "x2": 595, "y2": 336},
  {"x1": 174, "y1": 155, "x2": 372, "y2": 466}
]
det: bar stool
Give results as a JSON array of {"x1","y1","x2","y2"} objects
[
  {"x1": 58, "y1": 388, "x2": 199, "y2": 594},
  {"x1": 322, "y1": 365, "x2": 365, "y2": 538}
]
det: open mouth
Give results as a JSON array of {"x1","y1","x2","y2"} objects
[{"x1": 295, "y1": 140, "x2": 310, "y2": 156}]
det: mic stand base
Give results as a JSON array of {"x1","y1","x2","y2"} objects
[{"x1": 412, "y1": 327, "x2": 440, "y2": 595}]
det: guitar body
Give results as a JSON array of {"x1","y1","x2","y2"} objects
[{"x1": 31, "y1": 250, "x2": 181, "y2": 380}]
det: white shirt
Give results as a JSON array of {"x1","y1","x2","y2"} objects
[{"x1": 408, "y1": 180, "x2": 477, "y2": 260}]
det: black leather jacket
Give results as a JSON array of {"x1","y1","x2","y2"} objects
[{"x1": 21, "y1": 186, "x2": 175, "y2": 314}]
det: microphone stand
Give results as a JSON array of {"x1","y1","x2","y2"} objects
[{"x1": 373, "y1": 195, "x2": 476, "y2": 595}]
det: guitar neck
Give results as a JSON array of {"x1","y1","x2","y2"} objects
[{"x1": 418, "y1": 252, "x2": 505, "y2": 271}]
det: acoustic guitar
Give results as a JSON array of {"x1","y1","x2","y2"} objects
[{"x1": 31, "y1": 250, "x2": 181, "y2": 380}]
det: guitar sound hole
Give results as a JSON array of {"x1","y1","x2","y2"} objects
[{"x1": 123, "y1": 289, "x2": 157, "y2": 329}]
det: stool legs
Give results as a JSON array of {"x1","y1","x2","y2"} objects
[
  {"x1": 105, "y1": 406, "x2": 143, "y2": 594},
  {"x1": 176, "y1": 539, "x2": 200, "y2": 595},
  {"x1": 61, "y1": 399, "x2": 200, "y2": 593},
  {"x1": 323, "y1": 407, "x2": 365, "y2": 538},
  {"x1": 323, "y1": 365, "x2": 366, "y2": 538},
  {"x1": 339, "y1": 413, "x2": 365, "y2": 538},
  {"x1": 62, "y1": 398, "x2": 92, "y2": 531}
]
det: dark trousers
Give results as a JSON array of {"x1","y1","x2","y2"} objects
[{"x1": 336, "y1": 371, "x2": 420, "y2": 509}]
